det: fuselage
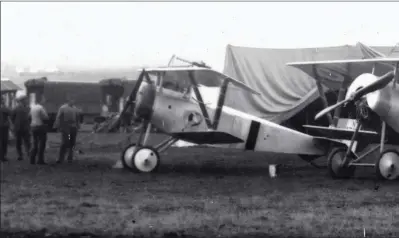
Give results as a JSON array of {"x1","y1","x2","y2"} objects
[{"x1": 149, "y1": 88, "x2": 325, "y2": 155}]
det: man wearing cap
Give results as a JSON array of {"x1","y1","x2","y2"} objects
[
  {"x1": 11, "y1": 94, "x2": 31, "y2": 161},
  {"x1": 29, "y1": 97, "x2": 49, "y2": 165},
  {"x1": 0, "y1": 96, "x2": 12, "y2": 162},
  {"x1": 54, "y1": 96, "x2": 81, "y2": 164}
]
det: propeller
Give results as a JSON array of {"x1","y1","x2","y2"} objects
[
  {"x1": 106, "y1": 70, "x2": 155, "y2": 133},
  {"x1": 315, "y1": 71, "x2": 395, "y2": 121}
]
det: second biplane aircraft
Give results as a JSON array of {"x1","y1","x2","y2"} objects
[{"x1": 287, "y1": 57, "x2": 399, "y2": 180}]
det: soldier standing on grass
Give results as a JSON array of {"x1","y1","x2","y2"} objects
[
  {"x1": 0, "y1": 95, "x2": 12, "y2": 162},
  {"x1": 53, "y1": 96, "x2": 81, "y2": 164},
  {"x1": 11, "y1": 95, "x2": 31, "y2": 161},
  {"x1": 29, "y1": 97, "x2": 49, "y2": 165}
]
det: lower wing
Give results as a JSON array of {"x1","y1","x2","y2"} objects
[
  {"x1": 303, "y1": 124, "x2": 381, "y2": 143},
  {"x1": 170, "y1": 131, "x2": 244, "y2": 144}
]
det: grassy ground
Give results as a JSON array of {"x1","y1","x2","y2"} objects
[{"x1": 1, "y1": 133, "x2": 398, "y2": 238}]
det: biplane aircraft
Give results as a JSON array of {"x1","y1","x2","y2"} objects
[
  {"x1": 287, "y1": 57, "x2": 399, "y2": 180},
  {"x1": 113, "y1": 59, "x2": 331, "y2": 174}
]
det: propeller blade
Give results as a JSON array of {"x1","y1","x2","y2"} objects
[
  {"x1": 315, "y1": 98, "x2": 351, "y2": 121},
  {"x1": 314, "y1": 71, "x2": 395, "y2": 122},
  {"x1": 353, "y1": 71, "x2": 395, "y2": 100}
]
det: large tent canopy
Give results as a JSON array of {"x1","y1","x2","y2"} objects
[{"x1": 222, "y1": 43, "x2": 397, "y2": 124}]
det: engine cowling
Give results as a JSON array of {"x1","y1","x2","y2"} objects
[
  {"x1": 346, "y1": 73, "x2": 399, "y2": 133},
  {"x1": 134, "y1": 83, "x2": 157, "y2": 121},
  {"x1": 366, "y1": 83, "x2": 399, "y2": 133},
  {"x1": 346, "y1": 73, "x2": 379, "y2": 100}
]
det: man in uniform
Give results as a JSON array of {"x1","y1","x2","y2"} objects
[
  {"x1": 54, "y1": 96, "x2": 81, "y2": 164},
  {"x1": 11, "y1": 94, "x2": 31, "y2": 161},
  {"x1": 0, "y1": 96, "x2": 12, "y2": 162}
]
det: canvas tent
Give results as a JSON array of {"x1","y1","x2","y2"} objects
[
  {"x1": 222, "y1": 43, "x2": 397, "y2": 124},
  {"x1": 1, "y1": 77, "x2": 21, "y2": 108}
]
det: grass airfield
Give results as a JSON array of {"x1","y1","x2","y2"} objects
[{"x1": 1, "y1": 132, "x2": 398, "y2": 238}]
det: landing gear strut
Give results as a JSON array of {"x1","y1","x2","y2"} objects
[{"x1": 121, "y1": 126, "x2": 178, "y2": 173}]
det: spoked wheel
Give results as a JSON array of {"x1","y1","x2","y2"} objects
[
  {"x1": 121, "y1": 143, "x2": 160, "y2": 173},
  {"x1": 327, "y1": 147, "x2": 356, "y2": 179},
  {"x1": 375, "y1": 149, "x2": 399, "y2": 180}
]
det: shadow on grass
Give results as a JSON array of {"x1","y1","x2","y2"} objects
[{"x1": 157, "y1": 163, "x2": 323, "y2": 178}]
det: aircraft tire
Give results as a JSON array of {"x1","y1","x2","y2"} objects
[
  {"x1": 121, "y1": 143, "x2": 140, "y2": 172},
  {"x1": 327, "y1": 147, "x2": 356, "y2": 179},
  {"x1": 375, "y1": 149, "x2": 399, "y2": 180},
  {"x1": 131, "y1": 146, "x2": 160, "y2": 173}
]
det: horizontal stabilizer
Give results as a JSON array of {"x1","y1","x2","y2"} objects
[
  {"x1": 139, "y1": 67, "x2": 260, "y2": 95},
  {"x1": 303, "y1": 125, "x2": 381, "y2": 142},
  {"x1": 170, "y1": 131, "x2": 244, "y2": 144}
]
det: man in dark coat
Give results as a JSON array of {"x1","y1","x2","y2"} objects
[
  {"x1": 0, "y1": 95, "x2": 12, "y2": 162},
  {"x1": 11, "y1": 95, "x2": 31, "y2": 161}
]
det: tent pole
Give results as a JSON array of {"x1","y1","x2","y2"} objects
[
  {"x1": 332, "y1": 64, "x2": 352, "y2": 127},
  {"x1": 315, "y1": 81, "x2": 333, "y2": 126},
  {"x1": 332, "y1": 79, "x2": 350, "y2": 126},
  {"x1": 312, "y1": 65, "x2": 333, "y2": 126}
]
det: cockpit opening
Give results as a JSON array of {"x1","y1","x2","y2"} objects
[{"x1": 157, "y1": 73, "x2": 193, "y2": 98}]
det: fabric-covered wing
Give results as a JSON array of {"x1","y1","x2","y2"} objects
[
  {"x1": 139, "y1": 67, "x2": 260, "y2": 95},
  {"x1": 287, "y1": 58, "x2": 399, "y2": 90},
  {"x1": 170, "y1": 131, "x2": 244, "y2": 144}
]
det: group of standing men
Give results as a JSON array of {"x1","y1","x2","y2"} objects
[{"x1": 0, "y1": 94, "x2": 81, "y2": 164}]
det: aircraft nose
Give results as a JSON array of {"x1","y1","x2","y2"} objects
[{"x1": 134, "y1": 83, "x2": 157, "y2": 121}]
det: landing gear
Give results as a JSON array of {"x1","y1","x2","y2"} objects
[
  {"x1": 298, "y1": 155, "x2": 323, "y2": 169},
  {"x1": 327, "y1": 147, "x2": 356, "y2": 179},
  {"x1": 120, "y1": 134, "x2": 178, "y2": 173},
  {"x1": 375, "y1": 149, "x2": 399, "y2": 180},
  {"x1": 121, "y1": 143, "x2": 160, "y2": 173}
]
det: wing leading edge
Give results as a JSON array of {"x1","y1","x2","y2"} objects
[
  {"x1": 287, "y1": 58, "x2": 399, "y2": 90},
  {"x1": 139, "y1": 67, "x2": 261, "y2": 95}
]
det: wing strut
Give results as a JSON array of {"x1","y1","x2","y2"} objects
[
  {"x1": 188, "y1": 71, "x2": 213, "y2": 128},
  {"x1": 188, "y1": 72, "x2": 233, "y2": 130},
  {"x1": 212, "y1": 78, "x2": 229, "y2": 129},
  {"x1": 312, "y1": 65, "x2": 334, "y2": 125}
]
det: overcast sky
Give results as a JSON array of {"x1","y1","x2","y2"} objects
[{"x1": 1, "y1": 2, "x2": 399, "y2": 71}]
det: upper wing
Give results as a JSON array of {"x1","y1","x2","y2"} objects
[
  {"x1": 286, "y1": 58, "x2": 399, "y2": 90},
  {"x1": 138, "y1": 67, "x2": 261, "y2": 95}
]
